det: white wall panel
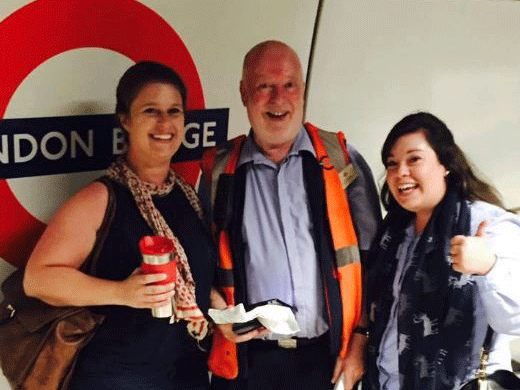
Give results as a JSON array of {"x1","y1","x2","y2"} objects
[{"x1": 307, "y1": 0, "x2": 520, "y2": 209}]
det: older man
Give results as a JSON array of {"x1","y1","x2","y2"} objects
[{"x1": 202, "y1": 40, "x2": 381, "y2": 390}]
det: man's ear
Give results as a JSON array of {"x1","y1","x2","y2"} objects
[{"x1": 239, "y1": 80, "x2": 247, "y2": 106}]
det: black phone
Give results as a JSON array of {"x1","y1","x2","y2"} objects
[{"x1": 232, "y1": 299, "x2": 295, "y2": 335}]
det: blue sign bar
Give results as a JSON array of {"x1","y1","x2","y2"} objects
[{"x1": 0, "y1": 108, "x2": 228, "y2": 179}]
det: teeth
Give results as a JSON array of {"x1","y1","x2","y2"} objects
[
  {"x1": 399, "y1": 184, "x2": 416, "y2": 191},
  {"x1": 151, "y1": 134, "x2": 173, "y2": 140},
  {"x1": 268, "y1": 111, "x2": 287, "y2": 117}
]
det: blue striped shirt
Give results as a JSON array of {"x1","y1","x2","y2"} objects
[{"x1": 237, "y1": 126, "x2": 381, "y2": 339}]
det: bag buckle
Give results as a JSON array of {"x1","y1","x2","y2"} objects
[
  {"x1": 277, "y1": 338, "x2": 297, "y2": 349},
  {"x1": 7, "y1": 304, "x2": 15, "y2": 318}
]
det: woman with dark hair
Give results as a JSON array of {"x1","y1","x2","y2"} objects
[
  {"x1": 363, "y1": 112, "x2": 520, "y2": 389},
  {"x1": 23, "y1": 61, "x2": 215, "y2": 389}
]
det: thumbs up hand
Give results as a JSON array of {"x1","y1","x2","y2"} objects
[{"x1": 450, "y1": 221, "x2": 497, "y2": 275}]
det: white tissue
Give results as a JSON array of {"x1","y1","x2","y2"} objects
[
  {"x1": 333, "y1": 377, "x2": 345, "y2": 390},
  {"x1": 208, "y1": 303, "x2": 300, "y2": 335}
]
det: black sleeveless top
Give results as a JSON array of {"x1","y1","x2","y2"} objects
[{"x1": 79, "y1": 178, "x2": 215, "y2": 367}]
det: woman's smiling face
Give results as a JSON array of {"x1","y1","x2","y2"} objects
[
  {"x1": 121, "y1": 82, "x2": 185, "y2": 166},
  {"x1": 385, "y1": 130, "x2": 449, "y2": 227}
]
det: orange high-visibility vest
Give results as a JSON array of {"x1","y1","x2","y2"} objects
[{"x1": 204, "y1": 123, "x2": 362, "y2": 379}]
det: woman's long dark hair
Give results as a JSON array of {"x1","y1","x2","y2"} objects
[{"x1": 380, "y1": 112, "x2": 503, "y2": 210}]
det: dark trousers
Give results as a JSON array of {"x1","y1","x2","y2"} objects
[
  {"x1": 69, "y1": 352, "x2": 209, "y2": 390},
  {"x1": 69, "y1": 321, "x2": 210, "y2": 390},
  {"x1": 210, "y1": 335, "x2": 335, "y2": 390},
  {"x1": 69, "y1": 367, "x2": 209, "y2": 390}
]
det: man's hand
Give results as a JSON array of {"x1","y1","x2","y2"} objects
[
  {"x1": 450, "y1": 220, "x2": 497, "y2": 275},
  {"x1": 331, "y1": 333, "x2": 367, "y2": 389},
  {"x1": 216, "y1": 322, "x2": 269, "y2": 343},
  {"x1": 210, "y1": 288, "x2": 269, "y2": 343}
]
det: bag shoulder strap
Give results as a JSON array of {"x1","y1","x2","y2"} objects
[
  {"x1": 483, "y1": 325, "x2": 495, "y2": 353},
  {"x1": 0, "y1": 176, "x2": 116, "y2": 329},
  {"x1": 1, "y1": 176, "x2": 116, "y2": 296},
  {"x1": 79, "y1": 176, "x2": 117, "y2": 276},
  {"x1": 471, "y1": 326, "x2": 496, "y2": 383}
]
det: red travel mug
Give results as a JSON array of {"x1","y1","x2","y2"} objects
[{"x1": 139, "y1": 236, "x2": 176, "y2": 318}]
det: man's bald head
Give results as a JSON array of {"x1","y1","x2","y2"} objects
[{"x1": 242, "y1": 40, "x2": 303, "y2": 82}]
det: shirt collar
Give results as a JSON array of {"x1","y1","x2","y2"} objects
[{"x1": 238, "y1": 125, "x2": 315, "y2": 167}]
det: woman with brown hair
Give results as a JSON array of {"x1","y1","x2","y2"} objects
[
  {"x1": 363, "y1": 112, "x2": 520, "y2": 389},
  {"x1": 23, "y1": 61, "x2": 215, "y2": 389}
]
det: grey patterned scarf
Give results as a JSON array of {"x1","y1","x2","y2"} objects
[{"x1": 365, "y1": 188, "x2": 482, "y2": 390}]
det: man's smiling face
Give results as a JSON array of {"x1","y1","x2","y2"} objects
[{"x1": 240, "y1": 43, "x2": 305, "y2": 154}]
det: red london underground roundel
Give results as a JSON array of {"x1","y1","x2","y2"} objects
[{"x1": 0, "y1": 0, "x2": 206, "y2": 267}]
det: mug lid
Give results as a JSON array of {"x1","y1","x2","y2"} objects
[{"x1": 139, "y1": 236, "x2": 174, "y2": 255}]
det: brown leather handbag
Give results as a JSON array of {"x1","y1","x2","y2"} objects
[{"x1": 0, "y1": 177, "x2": 115, "y2": 390}]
